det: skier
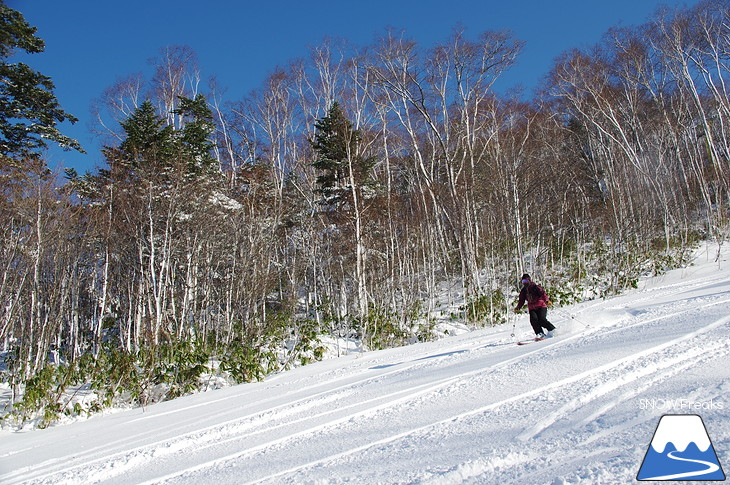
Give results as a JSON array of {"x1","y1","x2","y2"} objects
[{"x1": 514, "y1": 274, "x2": 556, "y2": 338}]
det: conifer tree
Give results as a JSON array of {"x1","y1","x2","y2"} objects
[
  {"x1": 311, "y1": 101, "x2": 376, "y2": 327},
  {"x1": 311, "y1": 101, "x2": 374, "y2": 204},
  {"x1": 119, "y1": 101, "x2": 174, "y2": 170},
  {"x1": 0, "y1": 2, "x2": 81, "y2": 160},
  {"x1": 174, "y1": 93, "x2": 217, "y2": 175},
  {"x1": 103, "y1": 96, "x2": 217, "y2": 178}
]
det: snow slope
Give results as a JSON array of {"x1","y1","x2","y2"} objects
[{"x1": 1, "y1": 245, "x2": 729, "y2": 484}]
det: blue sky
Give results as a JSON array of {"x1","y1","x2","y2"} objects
[{"x1": 8, "y1": 0, "x2": 699, "y2": 174}]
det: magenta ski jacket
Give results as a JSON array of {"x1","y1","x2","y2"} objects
[{"x1": 516, "y1": 282, "x2": 550, "y2": 311}]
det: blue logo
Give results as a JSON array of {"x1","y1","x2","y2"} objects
[{"x1": 637, "y1": 414, "x2": 725, "y2": 481}]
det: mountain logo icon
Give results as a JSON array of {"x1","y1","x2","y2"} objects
[{"x1": 637, "y1": 414, "x2": 726, "y2": 481}]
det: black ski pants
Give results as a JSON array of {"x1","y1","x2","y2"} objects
[{"x1": 529, "y1": 307, "x2": 555, "y2": 335}]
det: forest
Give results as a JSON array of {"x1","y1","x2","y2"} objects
[{"x1": 1, "y1": 0, "x2": 728, "y2": 426}]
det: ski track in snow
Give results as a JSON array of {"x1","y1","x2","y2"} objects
[{"x1": 1, "y1": 247, "x2": 729, "y2": 484}]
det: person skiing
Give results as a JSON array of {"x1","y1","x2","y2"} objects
[{"x1": 514, "y1": 274, "x2": 556, "y2": 338}]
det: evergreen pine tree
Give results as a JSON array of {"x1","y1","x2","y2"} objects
[
  {"x1": 311, "y1": 101, "x2": 374, "y2": 205},
  {"x1": 99, "y1": 95, "x2": 218, "y2": 191},
  {"x1": 312, "y1": 102, "x2": 350, "y2": 195},
  {"x1": 0, "y1": 2, "x2": 82, "y2": 160},
  {"x1": 311, "y1": 101, "x2": 376, "y2": 327},
  {"x1": 174, "y1": 94, "x2": 217, "y2": 175},
  {"x1": 116, "y1": 100, "x2": 174, "y2": 170},
  {"x1": 97, "y1": 101, "x2": 167, "y2": 194}
]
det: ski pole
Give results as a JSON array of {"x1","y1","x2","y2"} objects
[
  {"x1": 506, "y1": 297, "x2": 517, "y2": 337},
  {"x1": 509, "y1": 308, "x2": 524, "y2": 337},
  {"x1": 555, "y1": 308, "x2": 589, "y2": 328}
]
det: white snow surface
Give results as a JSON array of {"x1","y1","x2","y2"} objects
[{"x1": 1, "y1": 244, "x2": 729, "y2": 484}]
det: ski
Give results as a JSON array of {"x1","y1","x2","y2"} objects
[{"x1": 517, "y1": 337, "x2": 547, "y2": 345}]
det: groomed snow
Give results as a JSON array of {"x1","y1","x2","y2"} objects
[{"x1": 1, "y1": 244, "x2": 728, "y2": 484}]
